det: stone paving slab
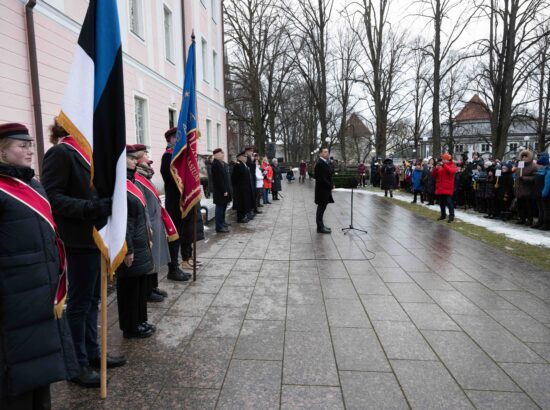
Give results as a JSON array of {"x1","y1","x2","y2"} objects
[{"x1": 52, "y1": 182, "x2": 550, "y2": 409}]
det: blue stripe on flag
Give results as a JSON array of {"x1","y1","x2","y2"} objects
[{"x1": 94, "y1": 0, "x2": 122, "y2": 109}]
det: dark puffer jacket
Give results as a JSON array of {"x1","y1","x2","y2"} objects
[
  {"x1": 0, "y1": 163, "x2": 79, "y2": 398},
  {"x1": 116, "y1": 170, "x2": 153, "y2": 278}
]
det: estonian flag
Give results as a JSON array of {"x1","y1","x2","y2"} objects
[
  {"x1": 57, "y1": 0, "x2": 127, "y2": 273},
  {"x1": 171, "y1": 38, "x2": 202, "y2": 218}
]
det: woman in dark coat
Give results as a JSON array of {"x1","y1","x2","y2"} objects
[
  {"x1": 116, "y1": 146, "x2": 155, "y2": 339},
  {"x1": 271, "y1": 158, "x2": 283, "y2": 200},
  {"x1": 232, "y1": 152, "x2": 253, "y2": 222},
  {"x1": 0, "y1": 123, "x2": 79, "y2": 409},
  {"x1": 380, "y1": 158, "x2": 396, "y2": 197}
]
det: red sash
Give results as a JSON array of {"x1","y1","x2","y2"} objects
[
  {"x1": 0, "y1": 175, "x2": 67, "y2": 319},
  {"x1": 134, "y1": 173, "x2": 179, "y2": 242},
  {"x1": 127, "y1": 179, "x2": 147, "y2": 207},
  {"x1": 59, "y1": 136, "x2": 91, "y2": 167}
]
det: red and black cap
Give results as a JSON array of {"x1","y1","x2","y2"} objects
[
  {"x1": 213, "y1": 148, "x2": 223, "y2": 155},
  {"x1": 126, "y1": 144, "x2": 139, "y2": 155},
  {"x1": 244, "y1": 145, "x2": 254, "y2": 151},
  {"x1": 165, "y1": 127, "x2": 177, "y2": 141},
  {"x1": 0, "y1": 123, "x2": 32, "y2": 141}
]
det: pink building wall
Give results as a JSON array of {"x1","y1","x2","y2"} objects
[{"x1": 0, "y1": 0, "x2": 227, "y2": 188}]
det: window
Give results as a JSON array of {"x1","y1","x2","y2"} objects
[
  {"x1": 206, "y1": 119, "x2": 212, "y2": 151},
  {"x1": 216, "y1": 123, "x2": 221, "y2": 147},
  {"x1": 509, "y1": 143, "x2": 518, "y2": 152},
  {"x1": 211, "y1": 0, "x2": 217, "y2": 22},
  {"x1": 164, "y1": 6, "x2": 174, "y2": 62},
  {"x1": 134, "y1": 96, "x2": 148, "y2": 144},
  {"x1": 481, "y1": 143, "x2": 490, "y2": 152},
  {"x1": 534, "y1": 142, "x2": 539, "y2": 151},
  {"x1": 201, "y1": 38, "x2": 208, "y2": 82},
  {"x1": 454, "y1": 144, "x2": 464, "y2": 153},
  {"x1": 212, "y1": 50, "x2": 218, "y2": 89},
  {"x1": 129, "y1": 0, "x2": 144, "y2": 40},
  {"x1": 168, "y1": 108, "x2": 177, "y2": 128}
]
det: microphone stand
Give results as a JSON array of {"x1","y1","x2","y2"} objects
[{"x1": 342, "y1": 188, "x2": 368, "y2": 235}]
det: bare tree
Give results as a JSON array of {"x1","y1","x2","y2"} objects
[
  {"x1": 413, "y1": 0, "x2": 476, "y2": 158},
  {"x1": 531, "y1": 23, "x2": 550, "y2": 152},
  {"x1": 224, "y1": 0, "x2": 290, "y2": 155},
  {"x1": 408, "y1": 37, "x2": 432, "y2": 157},
  {"x1": 349, "y1": 0, "x2": 409, "y2": 158},
  {"x1": 474, "y1": 0, "x2": 550, "y2": 158},
  {"x1": 283, "y1": 0, "x2": 334, "y2": 146}
]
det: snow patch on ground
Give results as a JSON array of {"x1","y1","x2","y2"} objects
[{"x1": 335, "y1": 188, "x2": 550, "y2": 248}]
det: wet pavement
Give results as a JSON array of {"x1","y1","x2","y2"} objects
[{"x1": 52, "y1": 180, "x2": 550, "y2": 409}]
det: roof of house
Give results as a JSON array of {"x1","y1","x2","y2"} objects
[
  {"x1": 455, "y1": 95, "x2": 491, "y2": 122},
  {"x1": 347, "y1": 113, "x2": 372, "y2": 136}
]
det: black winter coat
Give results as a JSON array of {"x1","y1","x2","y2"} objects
[
  {"x1": 272, "y1": 165, "x2": 283, "y2": 192},
  {"x1": 314, "y1": 159, "x2": 334, "y2": 205},
  {"x1": 422, "y1": 166, "x2": 435, "y2": 194},
  {"x1": 117, "y1": 170, "x2": 153, "y2": 278},
  {"x1": 380, "y1": 162, "x2": 396, "y2": 190},
  {"x1": 232, "y1": 160, "x2": 253, "y2": 213},
  {"x1": 211, "y1": 159, "x2": 232, "y2": 205},
  {"x1": 41, "y1": 143, "x2": 100, "y2": 249},
  {"x1": 0, "y1": 164, "x2": 79, "y2": 398},
  {"x1": 160, "y1": 149, "x2": 180, "y2": 223}
]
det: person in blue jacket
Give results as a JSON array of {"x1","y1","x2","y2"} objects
[
  {"x1": 534, "y1": 152, "x2": 550, "y2": 230},
  {"x1": 411, "y1": 162, "x2": 424, "y2": 203}
]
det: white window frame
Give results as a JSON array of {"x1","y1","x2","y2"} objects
[
  {"x1": 481, "y1": 143, "x2": 490, "y2": 152},
  {"x1": 200, "y1": 0, "x2": 207, "y2": 9},
  {"x1": 206, "y1": 119, "x2": 212, "y2": 151},
  {"x1": 168, "y1": 107, "x2": 177, "y2": 128},
  {"x1": 129, "y1": 0, "x2": 145, "y2": 41},
  {"x1": 134, "y1": 94, "x2": 149, "y2": 145},
  {"x1": 201, "y1": 38, "x2": 208, "y2": 83},
  {"x1": 163, "y1": 4, "x2": 174, "y2": 63},
  {"x1": 212, "y1": 50, "x2": 218, "y2": 89},
  {"x1": 216, "y1": 123, "x2": 221, "y2": 147}
]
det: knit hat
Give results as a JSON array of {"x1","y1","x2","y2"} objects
[
  {"x1": 0, "y1": 123, "x2": 32, "y2": 141},
  {"x1": 441, "y1": 153, "x2": 452, "y2": 161},
  {"x1": 538, "y1": 152, "x2": 549, "y2": 166},
  {"x1": 484, "y1": 160, "x2": 493, "y2": 168}
]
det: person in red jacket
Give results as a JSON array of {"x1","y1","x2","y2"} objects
[{"x1": 432, "y1": 153, "x2": 457, "y2": 223}]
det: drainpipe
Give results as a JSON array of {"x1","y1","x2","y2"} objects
[
  {"x1": 25, "y1": 0, "x2": 45, "y2": 174},
  {"x1": 181, "y1": 0, "x2": 186, "y2": 66}
]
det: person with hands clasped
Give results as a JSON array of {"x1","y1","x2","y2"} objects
[
  {"x1": 432, "y1": 153, "x2": 457, "y2": 223},
  {"x1": 116, "y1": 145, "x2": 155, "y2": 339}
]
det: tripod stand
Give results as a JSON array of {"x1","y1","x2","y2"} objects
[{"x1": 342, "y1": 188, "x2": 368, "y2": 235}]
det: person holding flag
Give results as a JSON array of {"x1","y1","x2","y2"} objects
[
  {"x1": 0, "y1": 123, "x2": 79, "y2": 408},
  {"x1": 169, "y1": 35, "x2": 204, "y2": 274},
  {"x1": 42, "y1": 0, "x2": 128, "y2": 393}
]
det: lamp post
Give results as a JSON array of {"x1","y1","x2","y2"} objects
[{"x1": 523, "y1": 136, "x2": 530, "y2": 151}]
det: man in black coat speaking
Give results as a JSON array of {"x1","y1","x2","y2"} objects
[
  {"x1": 314, "y1": 147, "x2": 334, "y2": 234},
  {"x1": 211, "y1": 148, "x2": 232, "y2": 232}
]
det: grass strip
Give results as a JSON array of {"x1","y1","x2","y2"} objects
[{"x1": 385, "y1": 196, "x2": 550, "y2": 271}]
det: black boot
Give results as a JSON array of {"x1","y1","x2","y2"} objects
[
  {"x1": 70, "y1": 367, "x2": 101, "y2": 388},
  {"x1": 167, "y1": 265, "x2": 190, "y2": 282}
]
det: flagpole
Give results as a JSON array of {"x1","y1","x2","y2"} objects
[
  {"x1": 100, "y1": 256, "x2": 108, "y2": 399},
  {"x1": 191, "y1": 31, "x2": 197, "y2": 283}
]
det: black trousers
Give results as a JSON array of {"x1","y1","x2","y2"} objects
[
  {"x1": 536, "y1": 197, "x2": 550, "y2": 226},
  {"x1": 1, "y1": 385, "x2": 51, "y2": 410},
  {"x1": 439, "y1": 195, "x2": 455, "y2": 217},
  {"x1": 517, "y1": 197, "x2": 535, "y2": 222},
  {"x1": 316, "y1": 203, "x2": 328, "y2": 229},
  {"x1": 146, "y1": 273, "x2": 159, "y2": 295},
  {"x1": 116, "y1": 275, "x2": 148, "y2": 332}
]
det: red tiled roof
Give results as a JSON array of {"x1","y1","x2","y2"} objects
[{"x1": 455, "y1": 95, "x2": 491, "y2": 122}]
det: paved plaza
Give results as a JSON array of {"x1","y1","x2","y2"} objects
[{"x1": 52, "y1": 181, "x2": 550, "y2": 409}]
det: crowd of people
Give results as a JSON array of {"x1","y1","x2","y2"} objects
[
  {"x1": 369, "y1": 151, "x2": 550, "y2": 228},
  {"x1": 0, "y1": 121, "x2": 292, "y2": 408}
]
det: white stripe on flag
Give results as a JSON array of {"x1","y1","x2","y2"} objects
[
  {"x1": 61, "y1": 45, "x2": 94, "y2": 147},
  {"x1": 98, "y1": 151, "x2": 127, "y2": 266}
]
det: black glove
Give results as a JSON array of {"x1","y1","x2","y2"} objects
[{"x1": 96, "y1": 197, "x2": 113, "y2": 217}]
